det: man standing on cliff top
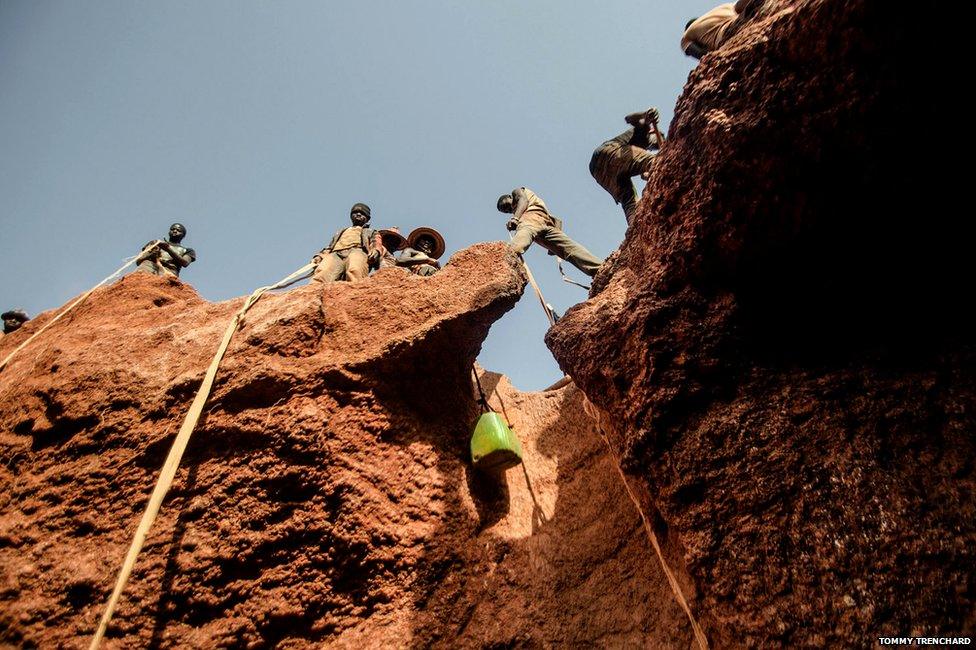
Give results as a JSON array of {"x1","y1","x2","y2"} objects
[
  {"x1": 590, "y1": 107, "x2": 662, "y2": 224},
  {"x1": 496, "y1": 188, "x2": 603, "y2": 277},
  {"x1": 682, "y1": 0, "x2": 759, "y2": 59},
  {"x1": 312, "y1": 203, "x2": 379, "y2": 283},
  {"x1": 135, "y1": 223, "x2": 196, "y2": 278}
]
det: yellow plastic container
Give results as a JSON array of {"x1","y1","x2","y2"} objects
[{"x1": 470, "y1": 412, "x2": 523, "y2": 471}]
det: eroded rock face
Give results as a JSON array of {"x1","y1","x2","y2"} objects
[
  {"x1": 548, "y1": 1, "x2": 973, "y2": 647},
  {"x1": 0, "y1": 243, "x2": 690, "y2": 647}
]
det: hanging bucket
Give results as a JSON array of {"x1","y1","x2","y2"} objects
[{"x1": 470, "y1": 412, "x2": 523, "y2": 471}]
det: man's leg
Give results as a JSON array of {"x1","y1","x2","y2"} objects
[
  {"x1": 619, "y1": 145, "x2": 657, "y2": 223},
  {"x1": 537, "y1": 228, "x2": 603, "y2": 277},
  {"x1": 313, "y1": 252, "x2": 347, "y2": 283},
  {"x1": 509, "y1": 222, "x2": 544, "y2": 254},
  {"x1": 618, "y1": 177, "x2": 640, "y2": 224},
  {"x1": 623, "y1": 144, "x2": 656, "y2": 177},
  {"x1": 589, "y1": 143, "x2": 621, "y2": 205},
  {"x1": 345, "y1": 249, "x2": 370, "y2": 282}
]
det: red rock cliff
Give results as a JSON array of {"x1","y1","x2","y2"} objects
[
  {"x1": 0, "y1": 244, "x2": 693, "y2": 647},
  {"x1": 548, "y1": 0, "x2": 973, "y2": 647}
]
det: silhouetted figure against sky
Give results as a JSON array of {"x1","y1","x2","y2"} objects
[
  {"x1": 497, "y1": 188, "x2": 602, "y2": 277},
  {"x1": 1, "y1": 309, "x2": 29, "y2": 336},
  {"x1": 136, "y1": 223, "x2": 196, "y2": 277}
]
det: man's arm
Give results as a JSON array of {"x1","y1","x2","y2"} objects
[
  {"x1": 373, "y1": 232, "x2": 388, "y2": 257},
  {"x1": 363, "y1": 228, "x2": 381, "y2": 266},
  {"x1": 136, "y1": 240, "x2": 162, "y2": 264},
  {"x1": 397, "y1": 248, "x2": 439, "y2": 267},
  {"x1": 160, "y1": 242, "x2": 195, "y2": 268},
  {"x1": 178, "y1": 248, "x2": 196, "y2": 267},
  {"x1": 511, "y1": 188, "x2": 529, "y2": 222}
]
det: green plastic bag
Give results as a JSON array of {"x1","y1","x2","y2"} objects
[{"x1": 470, "y1": 412, "x2": 523, "y2": 471}]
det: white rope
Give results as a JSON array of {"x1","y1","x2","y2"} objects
[
  {"x1": 556, "y1": 257, "x2": 591, "y2": 291},
  {"x1": 507, "y1": 233, "x2": 556, "y2": 326},
  {"x1": 0, "y1": 247, "x2": 156, "y2": 373},
  {"x1": 581, "y1": 396, "x2": 710, "y2": 650},
  {"x1": 89, "y1": 262, "x2": 314, "y2": 649}
]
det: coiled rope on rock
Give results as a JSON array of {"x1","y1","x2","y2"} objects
[
  {"x1": 581, "y1": 396, "x2": 710, "y2": 650},
  {"x1": 89, "y1": 262, "x2": 315, "y2": 649}
]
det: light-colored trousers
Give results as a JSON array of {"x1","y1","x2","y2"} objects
[
  {"x1": 509, "y1": 220, "x2": 602, "y2": 277},
  {"x1": 313, "y1": 249, "x2": 369, "y2": 283}
]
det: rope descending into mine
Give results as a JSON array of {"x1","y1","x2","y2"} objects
[
  {"x1": 519, "y1": 256, "x2": 556, "y2": 326},
  {"x1": 0, "y1": 245, "x2": 160, "y2": 374},
  {"x1": 472, "y1": 365, "x2": 491, "y2": 412},
  {"x1": 507, "y1": 232, "x2": 557, "y2": 327},
  {"x1": 89, "y1": 261, "x2": 315, "y2": 650},
  {"x1": 581, "y1": 396, "x2": 710, "y2": 650}
]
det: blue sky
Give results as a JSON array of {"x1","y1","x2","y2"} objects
[{"x1": 1, "y1": 0, "x2": 712, "y2": 390}]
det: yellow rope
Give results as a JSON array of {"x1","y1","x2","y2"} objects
[
  {"x1": 0, "y1": 247, "x2": 158, "y2": 374},
  {"x1": 89, "y1": 262, "x2": 314, "y2": 649},
  {"x1": 520, "y1": 257, "x2": 555, "y2": 327},
  {"x1": 506, "y1": 232, "x2": 556, "y2": 327},
  {"x1": 581, "y1": 396, "x2": 710, "y2": 650}
]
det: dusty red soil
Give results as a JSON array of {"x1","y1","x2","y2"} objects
[
  {"x1": 0, "y1": 243, "x2": 692, "y2": 648},
  {"x1": 549, "y1": 0, "x2": 974, "y2": 647}
]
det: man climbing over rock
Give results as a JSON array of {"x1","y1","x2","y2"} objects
[
  {"x1": 312, "y1": 203, "x2": 379, "y2": 283},
  {"x1": 682, "y1": 0, "x2": 759, "y2": 59},
  {"x1": 496, "y1": 188, "x2": 603, "y2": 277},
  {"x1": 136, "y1": 223, "x2": 196, "y2": 278},
  {"x1": 398, "y1": 227, "x2": 445, "y2": 276},
  {"x1": 589, "y1": 107, "x2": 662, "y2": 224},
  {"x1": 1, "y1": 309, "x2": 29, "y2": 337}
]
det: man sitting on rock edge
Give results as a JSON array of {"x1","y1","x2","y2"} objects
[{"x1": 398, "y1": 227, "x2": 445, "y2": 276}]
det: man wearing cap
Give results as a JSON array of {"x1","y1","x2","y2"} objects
[
  {"x1": 136, "y1": 223, "x2": 197, "y2": 278},
  {"x1": 682, "y1": 0, "x2": 758, "y2": 59},
  {"x1": 590, "y1": 107, "x2": 662, "y2": 224},
  {"x1": 496, "y1": 188, "x2": 603, "y2": 277},
  {"x1": 1, "y1": 309, "x2": 29, "y2": 338},
  {"x1": 312, "y1": 203, "x2": 379, "y2": 283},
  {"x1": 397, "y1": 227, "x2": 445, "y2": 276}
]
